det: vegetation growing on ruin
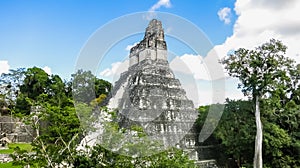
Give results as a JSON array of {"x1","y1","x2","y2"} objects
[{"x1": 0, "y1": 39, "x2": 299, "y2": 167}]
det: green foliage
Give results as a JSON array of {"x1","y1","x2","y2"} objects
[
  {"x1": 12, "y1": 67, "x2": 75, "y2": 116},
  {"x1": 221, "y1": 39, "x2": 299, "y2": 168},
  {"x1": 0, "y1": 143, "x2": 32, "y2": 154},
  {"x1": 221, "y1": 39, "x2": 295, "y2": 98},
  {"x1": 75, "y1": 102, "x2": 95, "y2": 132},
  {"x1": 196, "y1": 96, "x2": 300, "y2": 167},
  {"x1": 20, "y1": 67, "x2": 50, "y2": 100},
  {"x1": 94, "y1": 78, "x2": 112, "y2": 98},
  {"x1": 47, "y1": 74, "x2": 69, "y2": 107},
  {"x1": 74, "y1": 145, "x2": 195, "y2": 168},
  {"x1": 263, "y1": 123, "x2": 291, "y2": 157},
  {"x1": 198, "y1": 100, "x2": 255, "y2": 167},
  {"x1": 0, "y1": 68, "x2": 26, "y2": 115},
  {"x1": 216, "y1": 100, "x2": 255, "y2": 155},
  {"x1": 198, "y1": 99, "x2": 300, "y2": 167},
  {"x1": 0, "y1": 162, "x2": 21, "y2": 168},
  {"x1": 261, "y1": 99, "x2": 300, "y2": 167},
  {"x1": 0, "y1": 68, "x2": 25, "y2": 104},
  {"x1": 11, "y1": 104, "x2": 81, "y2": 167},
  {"x1": 38, "y1": 105, "x2": 80, "y2": 144},
  {"x1": 72, "y1": 70, "x2": 111, "y2": 104},
  {"x1": 196, "y1": 105, "x2": 222, "y2": 146},
  {"x1": 14, "y1": 94, "x2": 32, "y2": 116},
  {"x1": 90, "y1": 94, "x2": 107, "y2": 107},
  {"x1": 11, "y1": 104, "x2": 196, "y2": 167},
  {"x1": 130, "y1": 124, "x2": 147, "y2": 137}
]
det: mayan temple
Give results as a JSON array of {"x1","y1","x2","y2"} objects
[{"x1": 107, "y1": 19, "x2": 201, "y2": 161}]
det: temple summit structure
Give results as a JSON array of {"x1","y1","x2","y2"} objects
[{"x1": 107, "y1": 19, "x2": 200, "y2": 160}]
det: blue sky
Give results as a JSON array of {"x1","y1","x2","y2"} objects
[
  {"x1": 0, "y1": 0, "x2": 236, "y2": 79},
  {"x1": 1, "y1": 0, "x2": 300, "y2": 105}
]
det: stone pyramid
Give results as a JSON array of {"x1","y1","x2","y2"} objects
[{"x1": 107, "y1": 19, "x2": 199, "y2": 159}]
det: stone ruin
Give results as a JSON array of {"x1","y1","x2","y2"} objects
[
  {"x1": 129, "y1": 19, "x2": 167, "y2": 67},
  {"x1": 80, "y1": 19, "x2": 220, "y2": 167},
  {"x1": 0, "y1": 106, "x2": 40, "y2": 144},
  {"x1": 108, "y1": 19, "x2": 200, "y2": 160},
  {"x1": 0, "y1": 116, "x2": 34, "y2": 143}
]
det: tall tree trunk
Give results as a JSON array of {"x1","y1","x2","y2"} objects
[{"x1": 254, "y1": 95, "x2": 263, "y2": 168}]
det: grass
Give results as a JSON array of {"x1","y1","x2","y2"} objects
[
  {"x1": 0, "y1": 143, "x2": 32, "y2": 154},
  {"x1": 0, "y1": 143, "x2": 32, "y2": 168},
  {"x1": 0, "y1": 162, "x2": 21, "y2": 168}
]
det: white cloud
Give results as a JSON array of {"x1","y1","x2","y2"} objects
[
  {"x1": 99, "y1": 60, "x2": 129, "y2": 82},
  {"x1": 194, "y1": 0, "x2": 300, "y2": 102},
  {"x1": 100, "y1": 0, "x2": 300, "y2": 104},
  {"x1": 214, "y1": 0, "x2": 300, "y2": 62},
  {"x1": 170, "y1": 54, "x2": 211, "y2": 80},
  {"x1": 170, "y1": 52, "x2": 227, "y2": 81},
  {"x1": 0, "y1": 60, "x2": 10, "y2": 75},
  {"x1": 43, "y1": 66, "x2": 52, "y2": 75},
  {"x1": 149, "y1": 0, "x2": 171, "y2": 12},
  {"x1": 98, "y1": 55, "x2": 244, "y2": 106},
  {"x1": 195, "y1": 79, "x2": 245, "y2": 106},
  {"x1": 169, "y1": 54, "x2": 244, "y2": 106},
  {"x1": 146, "y1": 0, "x2": 172, "y2": 20},
  {"x1": 125, "y1": 42, "x2": 139, "y2": 51},
  {"x1": 174, "y1": 0, "x2": 300, "y2": 103},
  {"x1": 218, "y1": 7, "x2": 232, "y2": 24}
]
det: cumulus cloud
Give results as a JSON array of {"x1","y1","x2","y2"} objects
[
  {"x1": 125, "y1": 42, "x2": 139, "y2": 51},
  {"x1": 0, "y1": 60, "x2": 10, "y2": 74},
  {"x1": 192, "y1": 0, "x2": 300, "y2": 103},
  {"x1": 170, "y1": 54, "x2": 211, "y2": 80},
  {"x1": 195, "y1": 78, "x2": 244, "y2": 106},
  {"x1": 215, "y1": 0, "x2": 300, "y2": 62},
  {"x1": 172, "y1": 0, "x2": 300, "y2": 103},
  {"x1": 43, "y1": 66, "x2": 52, "y2": 75},
  {"x1": 149, "y1": 0, "x2": 171, "y2": 12},
  {"x1": 169, "y1": 54, "x2": 244, "y2": 106},
  {"x1": 99, "y1": 60, "x2": 129, "y2": 82},
  {"x1": 100, "y1": 0, "x2": 300, "y2": 104},
  {"x1": 218, "y1": 7, "x2": 232, "y2": 24},
  {"x1": 146, "y1": 0, "x2": 172, "y2": 20},
  {"x1": 98, "y1": 55, "x2": 243, "y2": 106}
]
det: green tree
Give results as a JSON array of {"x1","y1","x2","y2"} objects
[
  {"x1": 48, "y1": 75, "x2": 65, "y2": 106},
  {"x1": 47, "y1": 74, "x2": 74, "y2": 107},
  {"x1": 0, "y1": 68, "x2": 26, "y2": 113},
  {"x1": 14, "y1": 94, "x2": 32, "y2": 115},
  {"x1": 197, "y1": 99, "x2": 298, "y2": 167},
  {"x1": 12, "y1": 103, "x2": 81, "y2": 167},
  {"x1": 13, "y1": 67, "x2": 50, "y2": 116},
  {"x1": 75, "y1": 108, "x2": 195, "y2": 168},
  {"x1": 260, "y1": 98, "x2": 300, "y2": 167},
  {"x1": 216, "y1": 100, "x2": 255, "y2": 167},
  {"x1": 72, "y1": 70, "x2": 111, "y2": 104},
  {"x1": 74, "y1": 144, "x2": 195, "y2": 168},
  {"x1": 20, "y1": 67, "x2": 50, "y2": 100},
  {"x1": 12, "y1": 103, "x2": 195, "y2": 167},
  {"x1": 221, "y1": 39, "x2": 296, "y2": 168},
  {"x1": 197, "y1": 100, "x2": 255, "y2": 167},
  {"x1": 13, "y1": 67, "x2": 74, "y2": 116}
]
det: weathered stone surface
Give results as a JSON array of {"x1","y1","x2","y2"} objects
[
  {"x1": 0, "y1": 116, "x2": 35, "y2": 143},
  {"x1": 0, "y1": 154, "x2": 13, "y2": 163},
  {"x1": 129, "y1": 19, "x2": 167, "y2": 67},
  {"x1": 0, "y1": 116, "x2": 16, "y2": 134},
  {"x1": 108, "y1": 19, "x2": 199, "y2": 159}
]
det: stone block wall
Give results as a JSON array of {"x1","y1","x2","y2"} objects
[{"x1": 0, "y1": 116, "x2": 34, "y2": 143}]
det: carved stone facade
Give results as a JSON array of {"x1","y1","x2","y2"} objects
[
  {"x1": 0, "y1": 116, "x2": 34, "y2": 143},
  {"x1": 108, "y1": 19, "x2": 200, "y2": 160},
  {"x1": 129, "y1": 19, "x2": 167, "y2": 67}
]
